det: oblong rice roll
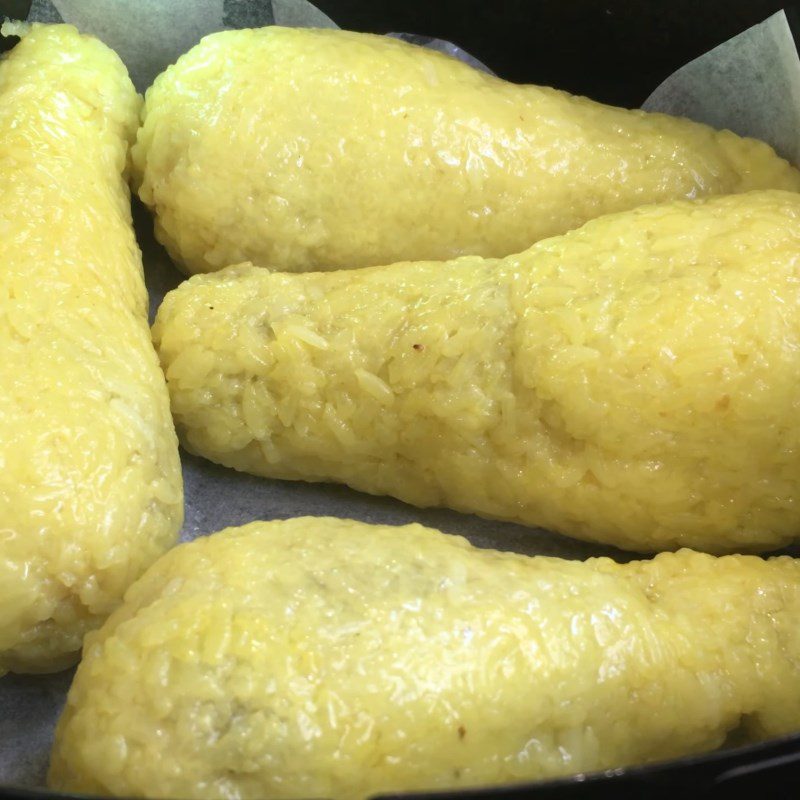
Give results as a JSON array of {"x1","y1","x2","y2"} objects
[
  {"x1": 0, "y1": 23, "x2": 183, "y2": 674},
  {"x1": 49, "y1": 517, "x2": 800, "y2": 798},
  {"x1": 154, "y1": 191, "x2": 800, "y2": 553},
  {"x1": 133, "y1": 26, "x2": 800, "y2": 275}
]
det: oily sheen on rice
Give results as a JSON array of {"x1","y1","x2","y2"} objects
[
  {"x1": 154, "y1": 191, "x2": 800, "y2": 553},
  {"x1": 132, "y1": 26, "x2": 800, "y2": 275},
  {"x1": 0, "y1": 24, "x2": 182, "y2": 674},
  {"x1": 49, "y1": 518, "x2": 800, "y2": 799}
]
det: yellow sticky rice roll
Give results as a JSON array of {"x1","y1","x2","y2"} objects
[
  {"x1": 0, "y1": 23, "x2": 183, "y2": 674},
  {"x1": 49, "y1": 517, "x2": 800, "y2": 799},
  {"x1": 132, "y1": 26, "x2": 800, "y2": 275},
  {"x1": 154, "y1": 191, "x2": 800, "y2": 553}
]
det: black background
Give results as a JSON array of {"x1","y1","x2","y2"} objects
[{"x1": 317, "y1": 0, "x2": 792, "y2": 107}]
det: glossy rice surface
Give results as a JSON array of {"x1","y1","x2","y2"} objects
[
  {"x1": 0, "y1": 23, "x2": 183, "y2": 674},
  {"x1": 133, "y1": 26, "x2": 800, "y2": 275},
  {"x1": 155, "y1": 191, "x2": 800, "y2": 553},
  {"x1": 49, "y1": 517, "x2": 800, "y2": 799}
]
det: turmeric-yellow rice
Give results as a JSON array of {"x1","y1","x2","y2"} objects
[
  {"x1": 154, "y1": 191, "x2": 800, "y2": 553},
  {"x1": 49, "y1": 518, "x2": 800, "y2": 798},
  {"x1": 0, "y1": 23, "x2": 183, "y2": 675}
]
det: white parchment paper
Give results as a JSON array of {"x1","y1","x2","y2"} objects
[
  {"x1": 1, "y1": 1, "x2": 799, "y2": 790},
  {"x1": 27, "y1": 0, "x2": 336, "y2": 89},
  {"x1": 643, "y1": 10, "x2": 800, "y2": 165}
]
